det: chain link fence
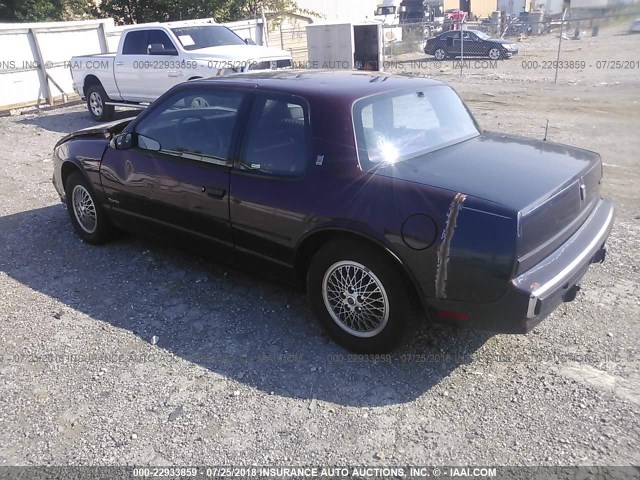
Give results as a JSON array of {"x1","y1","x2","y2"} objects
[
  {"x1": 381, "y1": 7, "x2": 640, "y2": 82},
  {"x1": 267, "y1": 24, "x2": 310, "y2": 64}
]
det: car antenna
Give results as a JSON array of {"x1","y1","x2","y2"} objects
[{"x1": 543, "y1": 119, "x2": 549, "y2": 141}]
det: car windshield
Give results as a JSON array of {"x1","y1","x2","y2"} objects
[
  {"x1": 170, "y1": 25, "x2": 245, "y2": 50},
  {"x1": 376, "y1": 6, "x2": 396, "y2": 15},
  {"x1": 474, "y1": 30, "x2": 490, "y2": 40},
  {"x1": 353, "y1": 85, "x2": 479, "y2": 167}
]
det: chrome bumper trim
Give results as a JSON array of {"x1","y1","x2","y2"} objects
[{"x1": 520, "y1": 204, "x2": 614, "y2": 318}]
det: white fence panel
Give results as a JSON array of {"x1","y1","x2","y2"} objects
[
  {"x1": 0, "y1": 16, "x2": 264, "y2": 112},
  {"x1": 0, "y1": 19, "x2": 114, "y2": 111},
  {"x1": 0, "y1": 31, "x2": 42, "y2": 107}
]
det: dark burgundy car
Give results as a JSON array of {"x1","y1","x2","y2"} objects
[{"x1": 52, "y1": 71, "x2": 614, "y2": 352}]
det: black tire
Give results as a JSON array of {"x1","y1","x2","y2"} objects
[
  {"x1": 307, "y1": 240, "x2": 412, "y2": 353},
  {"x1": 184, "y1": 95, "x2": 210, "y2": 108},
  {"x1": 488, "y1": 47, "x2": 504, "y2": 60},
  {"x1": 86, "y1": 84, "x2": 114, "y2": 122},
  {"x1": 434, "y1": 47, "x2": 448, "y2": 61},
  {"x1": 65, "y1": 171, "x2": 114, "y2": 244}
]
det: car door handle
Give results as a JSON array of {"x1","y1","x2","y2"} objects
[{"x1": 202, "y1": 186, "x2": 226, "y2": 199}]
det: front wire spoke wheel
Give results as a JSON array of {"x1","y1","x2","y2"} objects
[{"x1": 72, "y1": 185, "x2": 97, "y2": 234}]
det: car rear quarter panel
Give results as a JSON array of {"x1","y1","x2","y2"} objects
[
  {"x1": 293, "y1": 95, "x2": 518, "y2": 307},
  {"x1": 323, "y1": 175, "x2": 518, "y2": 305}
]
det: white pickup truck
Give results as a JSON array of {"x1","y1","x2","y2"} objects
[{"x1": 70, "y1": 20, "x2": 293, "y2": 121}]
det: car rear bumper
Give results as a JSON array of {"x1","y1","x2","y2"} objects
[
  {"x1": 428, "y1": 198, "x2": 615, "y2": 333},
  {"x1": 513, "y1": 198, "x2": 614, "y2": 323}
]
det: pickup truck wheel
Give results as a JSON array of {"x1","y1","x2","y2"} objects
[
  {"x1": 65, "y1": 171, "x2": 114, "y2": 244},
  {"x1": 188, "y1": 96, "x2": 209, "y2": 108},
  {"x1": 87, "y1": 85, "x2": 114, "y2": 122},
  {"x1": 307, "y1": 241, "x2": 410, "y2": 352}
]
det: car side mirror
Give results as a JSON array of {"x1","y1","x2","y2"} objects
[
  {"x1": 244, "y1": 38, "x2": 256, "y2": 45},
  {"x1": 113, "y1": 133, "x2": 133, "y2": 150}
]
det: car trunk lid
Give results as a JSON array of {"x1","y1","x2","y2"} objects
[{"x1": 374, "y1": 132, "x2": 602, "y2": 274}]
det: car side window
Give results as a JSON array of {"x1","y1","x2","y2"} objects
[
  {"x1": 134, "y1": 89, "x2": 246, "y2": 166},
  {"x1": 147, "y1": 30, "x2": 177, "y2": 54},
  {"x1": 122, "y1": 31, "x2": 148, "y2": 55},
  {"x1": 240, "y1": 96, "x2": 308, "y2": 177}
]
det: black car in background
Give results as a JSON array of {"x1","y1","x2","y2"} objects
[{"x1": 424, "y1": 29, "x2": 518, "y2": 60}]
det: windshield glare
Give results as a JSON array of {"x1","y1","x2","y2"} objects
[
  {"x1": 354, "y1": 86, "x2": 479, "y2": 167},
  {"x1": 475, "y1": 30, "x2": 490, "y2": 40},
  {"x1": 171, "y1": 25, "x2": 245, "y2": 50}
]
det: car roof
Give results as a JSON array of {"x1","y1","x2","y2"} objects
[
  {"x1": 442, "y1": 29, "x2": 482, "y2": 35},
  {"x1": 122, "y1": 19, "x2": 221, "y2": 32},
  {"x1": 191, "y1": 70, "x2": 445, "y2": 102}
]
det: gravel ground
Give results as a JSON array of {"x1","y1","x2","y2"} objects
[{"x1": 0, "y1": 25, "x2": 639, "y2": 468}]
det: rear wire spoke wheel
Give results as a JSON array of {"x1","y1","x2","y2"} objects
[
  {"x1": 322, "y1": 261, "x2": 389, "y2": 338},
  {"x1": 308, "y1": 241, "x2": 412, "y2": 352}
]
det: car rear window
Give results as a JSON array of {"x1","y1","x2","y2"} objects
[
  {"x1": 353, "y1": 85, "x2": 479, "y2": 168},
  {"x1": 122, "y1": 31, "x2": 148, "y2": 55}
]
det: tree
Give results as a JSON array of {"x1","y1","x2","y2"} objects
[
  {"x1": 220, "y1": 0, "x2": 319, "y2": 22},
  {"x1": 94, "y1": 0, "x2": 234, "y2": 24},
  {"x1": 0, "y1": 0, "x2": 90, "y2": 22},
  {"x1": 95, "y1": 0, "x2": 319, "y2": 25},
  {"x1": 0, "y1": 0, "x2": 318, "y2": 24}
]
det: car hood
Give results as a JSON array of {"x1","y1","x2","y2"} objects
[
  {"x1": 373, "y1": 132, "x2": 600, "y2": 211},
  {"x1": 55, "y1": 118, "x2": 133, "y2": 148},
  {"x1": 189, "y1": 44, "x2": 292, "y2": 61}
]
